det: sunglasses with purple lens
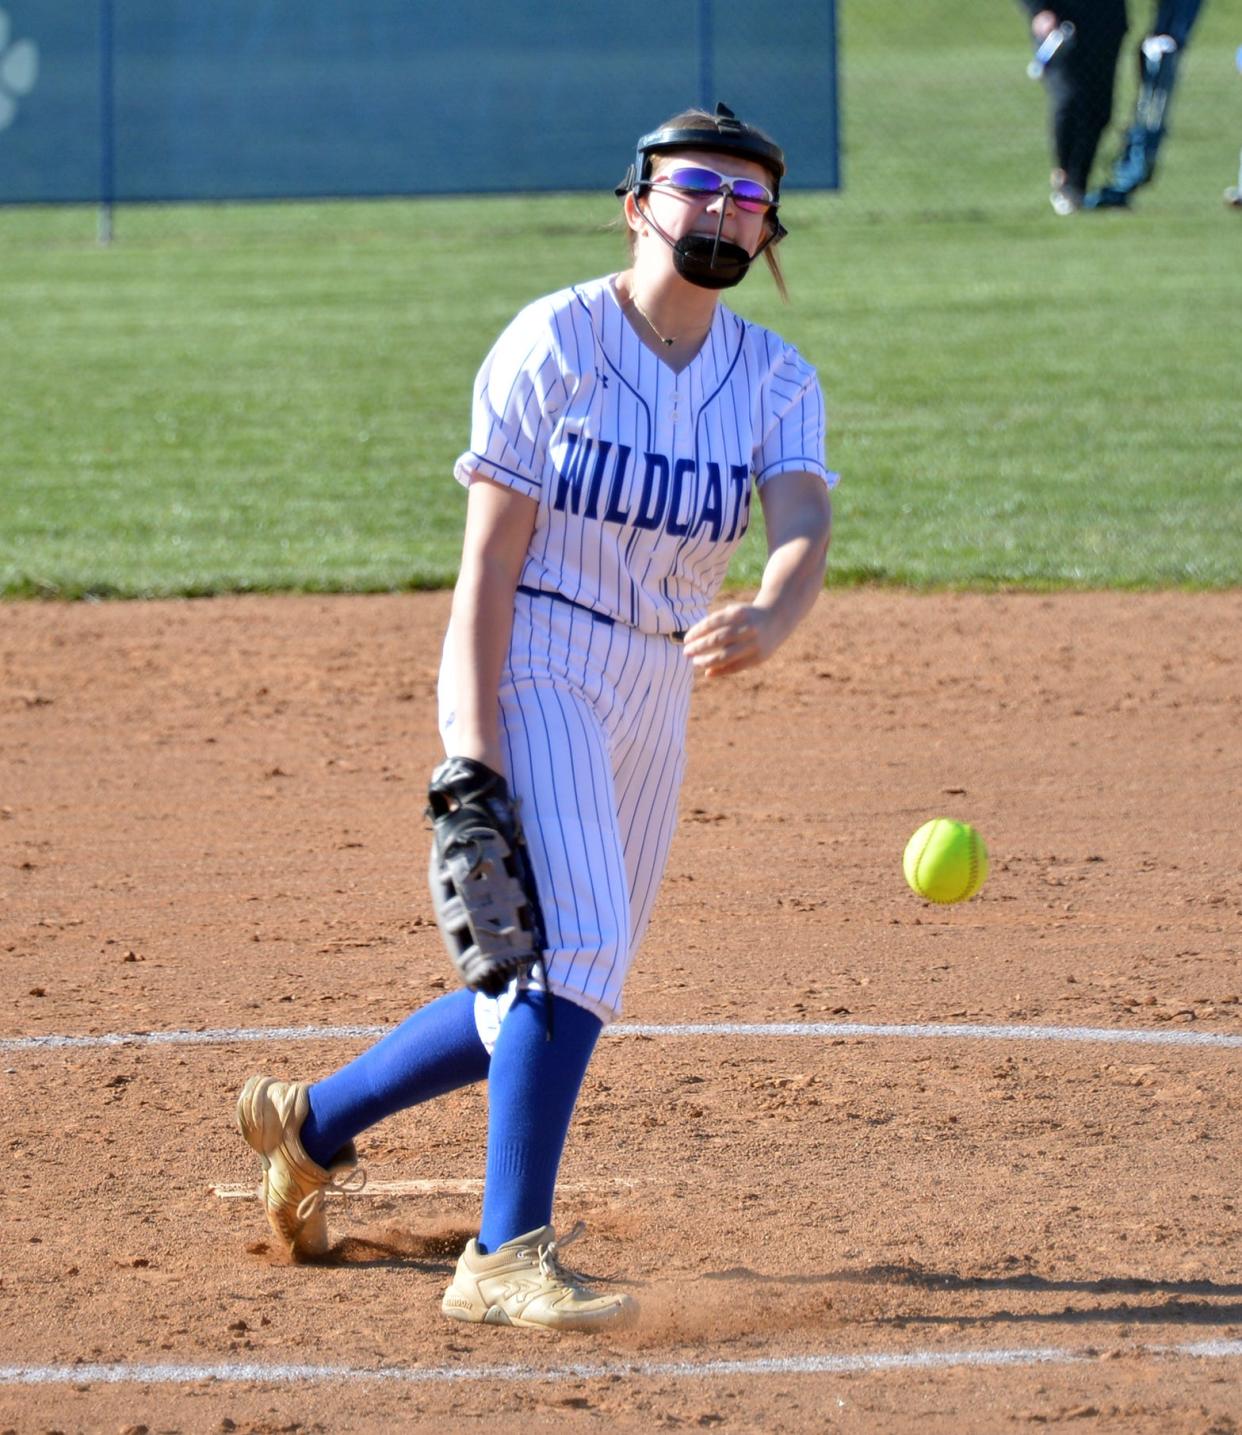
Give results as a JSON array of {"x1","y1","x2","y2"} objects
[{"x1": 650, "y1": 165, "x2": 776, "y2": 213}]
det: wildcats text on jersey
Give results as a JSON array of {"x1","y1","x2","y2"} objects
[
  {"x1": 454, "y1": 274, "x2": 831, "y2": 633},
  {"x1": 551, "y1": 431, "x2": 751, "y2": 543}
]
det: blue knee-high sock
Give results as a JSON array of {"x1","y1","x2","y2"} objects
[
  {"x1": 478, "y1": 991, "x2": 602, "y2": 1253},
  {"x1": 301, "y1": 988, "x2": 489, "y2": 1168}
]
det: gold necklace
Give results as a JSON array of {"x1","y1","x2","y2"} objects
[
  {"x1": 628, "y1": 293, "x2": 677, "y2": 347},
  {"x1": 629, "y1": 292, "x2": 712, "y2": 351}
]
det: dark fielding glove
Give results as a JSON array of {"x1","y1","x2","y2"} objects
[{"x1": 426, "y1": 756, "x2": 546, "y2": 997}]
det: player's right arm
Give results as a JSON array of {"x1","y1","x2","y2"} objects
[
  {"x1": 444, "y1": 476, "x2": 537, "y2": 774},
  {"x1": 445, "y1": 301, "x2": 566, "y2": 773}
]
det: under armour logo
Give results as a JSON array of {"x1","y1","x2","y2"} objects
[{"x1": 595, "y1": 368, "x2": 609, "y2": 389}]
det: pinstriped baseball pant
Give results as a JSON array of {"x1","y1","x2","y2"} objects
[{"x1": 438, "y1": 588, "x2": 694, "y2": 1046}]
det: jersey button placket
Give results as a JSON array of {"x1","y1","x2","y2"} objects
[{"x1": 668, "y1": 375, "x2": 683, "y2": 428}]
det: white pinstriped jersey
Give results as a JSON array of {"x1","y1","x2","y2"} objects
[{"x1": 454, "y1": 274, "x2": 836, "y2": 634}]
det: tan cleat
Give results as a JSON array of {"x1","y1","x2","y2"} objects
[
  {"x1": 236, "y1": 1075, "x2": 364, "y2": 1261},
  {"x1": 441, "y1": 1222, "x2": 637, "y2": 1331}
]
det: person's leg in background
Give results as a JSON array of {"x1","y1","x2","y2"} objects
[
  {"x1": 1088, "y1": 0, "x2": 1204, "y2": 208},
  {"x1": 1045, "y1": 4, "x2": 1129, "y2": 211}
]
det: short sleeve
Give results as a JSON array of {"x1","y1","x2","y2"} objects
[
  {"x1": 453, "y1": 304, "x2": 567, "y2": 496},
  {"x1": 753, "y1": 347, "x2": 837, "y2": 490}
]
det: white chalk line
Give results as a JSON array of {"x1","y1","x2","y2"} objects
[
  {"x1": 211, "y1": 1177, "x2": 636, "y2": 1200},
  {"x1": 3, "y1": 1019, "x2": 1240, "y2": 1056},
  {"x1": 2, "y1": 1338, "x2": 1241, "y2": 1389},
  {"x1": 619, "y1": 1021, "x2": 1242, "y2": 1048}
]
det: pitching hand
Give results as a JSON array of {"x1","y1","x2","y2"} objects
[{"x1": 682, "y1": 603, "x2": 778, "y2": 678}]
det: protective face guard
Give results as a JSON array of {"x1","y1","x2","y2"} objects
[{"x1": 615, "y1": 102, "x2": 788, "y2": 289}]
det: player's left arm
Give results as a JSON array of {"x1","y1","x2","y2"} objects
[{"x1": 683, "y1": 470, "x2": 831, "y2": 679}]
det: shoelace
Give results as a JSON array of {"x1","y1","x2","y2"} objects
[
  {"x1": 295, "y1": 1163, "x2": 368, "y2": 1223},
  {"x1": 535, "y1": 1220, "x2": 589, "y2": 1285}
]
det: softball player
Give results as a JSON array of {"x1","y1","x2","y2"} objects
[
  {"x1": 237, "y1": 103, "x2": 834, "y2": 1331},
  {"x1": 1087, "y1": 0, "x2": 1207, "y2": 208},
  {"x1": 1020, "y1": 0, "x2": 1130, "y2": 213}
]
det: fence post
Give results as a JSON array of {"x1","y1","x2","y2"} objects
[
  {"x1": 697, "y1": 0, "x2": 714, "y2": 110},
  {"x1": 826, "y1": 0, "x2": 840, "y2": 189},
  {"x1": 97, "y1": 0, "x2": 115, "y2": 244}
]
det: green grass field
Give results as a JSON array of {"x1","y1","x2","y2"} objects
[{"x1": 1, "y1": 3, "x2": 1239, "y2": 596}]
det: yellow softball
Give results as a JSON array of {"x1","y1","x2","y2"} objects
[{"x1": 903, "y1": 818, "x2": 988, "y2": 904}]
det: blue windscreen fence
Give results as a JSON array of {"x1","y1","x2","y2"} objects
[{"x1": 0, "y1": 0, "x2": 838, "y2": 205}]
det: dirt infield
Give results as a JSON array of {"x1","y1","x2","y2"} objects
[{"x1": 2, "y1": 590, "x2": 1240, "y2": 1434}]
